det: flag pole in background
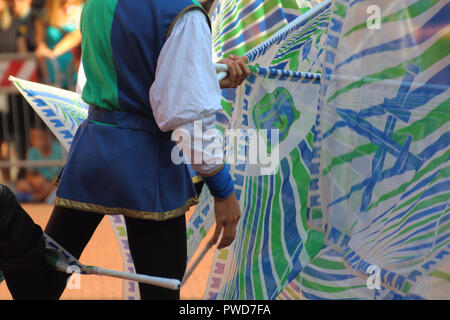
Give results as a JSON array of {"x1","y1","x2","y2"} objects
[{"x1": 182, "y1": 239, "x2": 214, "y2": 285}]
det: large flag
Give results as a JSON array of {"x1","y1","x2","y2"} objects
[
  {"x1": 202, "y1": 0, "x2": 449, "y2": 300},
  {"x1": 304, "y1": 0, "x2": 450, "y2": 298}
]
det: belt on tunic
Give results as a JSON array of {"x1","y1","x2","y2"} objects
[{"x1": 87, "y1": 105, "x2": 172, "y2": 139}]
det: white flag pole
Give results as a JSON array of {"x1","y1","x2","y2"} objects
[
  {"x1": 215, "y1": 63, "x2": 228, "y2": 81},
  {"x1": 83, "y1": 266, "x2": 181, "y2": 290},
  {"x1": 182, "y1": 239, "x2": 214, "y2": 285}
]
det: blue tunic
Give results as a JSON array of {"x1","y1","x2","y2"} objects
[{"x1": 56, "y1": 0, "x2": 209, "y2": 220}]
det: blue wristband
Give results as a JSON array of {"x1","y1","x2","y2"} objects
[{"x1": 202, "y1": 164, "x2": 235, "y2": 199}]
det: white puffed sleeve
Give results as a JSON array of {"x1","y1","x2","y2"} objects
[{"x1": 149, "y1": 9, "x2": 224, "y2": 175}]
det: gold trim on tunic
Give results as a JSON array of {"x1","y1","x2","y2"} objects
[
  {"x1": 192, "y1": 175, "x2": 203, "y2": 184},
  {"x1": 55, "y1": 196, "x2": 199, "y2": 221}
]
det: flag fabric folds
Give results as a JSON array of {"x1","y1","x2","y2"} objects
[
  {"x1": 307, "y1": 0, "x2": 449, "y2": 298},
  {"x1": 201, "y1": 0, "x2": 449, "y2": 300}
]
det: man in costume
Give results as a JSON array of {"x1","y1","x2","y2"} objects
[{"x1": 0, "y1": 0, "x2": 250, "y2": 300}]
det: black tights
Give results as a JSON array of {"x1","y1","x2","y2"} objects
[{"x1": 4, "y1": 205, "x2": 187, "y2": 300}]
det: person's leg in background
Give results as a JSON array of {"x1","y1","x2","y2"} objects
[
  {"x1": 0, "y1": 185, "x2": 104, "y2": 299},
  {"x1": 41, "y1": 205, "x2": 104, "y2": 298},
  {"x1": 124, "y1": 214, "x2": 187, "y2": 300}
]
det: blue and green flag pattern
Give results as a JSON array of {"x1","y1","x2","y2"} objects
[{"x1": 202, "y1": 0, "x2": 449, "y2": 300}]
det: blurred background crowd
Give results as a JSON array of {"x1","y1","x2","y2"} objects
[
  {"x1": 0, "y1": 0, "x2": 83, "y2": 85},
  {"x1": 0, "y1": 0, "x2": 85, "y2": 203}
]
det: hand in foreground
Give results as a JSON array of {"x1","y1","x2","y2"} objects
[
  {"x1": 212, "y1": 191, "x2": 241, "y2": 249},
  {"x1": 218, "y1": 55, "x2": 251, "y2": 89}
]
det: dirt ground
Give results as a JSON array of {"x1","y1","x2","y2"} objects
[{"x1": 0, "y1": 203, "x2": 214, "y2": 300}]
